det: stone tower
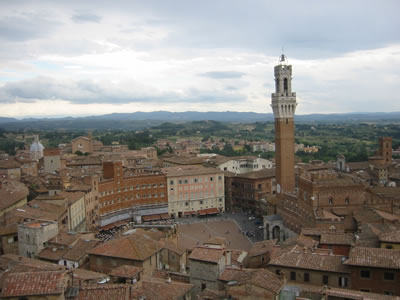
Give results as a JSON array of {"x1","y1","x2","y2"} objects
[{"x1": 271, "y1": 54, "x2": 297, "y2": 195}]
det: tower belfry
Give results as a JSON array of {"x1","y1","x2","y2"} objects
[{"x1": 271, "y1": 54, "x2": 297, "y2": 195}]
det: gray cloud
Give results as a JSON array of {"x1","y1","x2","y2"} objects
[
  {"x1": 198, "y1": 71, "x2": 245, "y2": 79},
  {"x1": 71, "y1": 11, "x2": 102, "y2": 23},
  {"x1": 0, "y1": 76, "x2": 246, "y2": 105},
  {"x1": 0, "y1": 14, "x2": 60, "y2": 41}
]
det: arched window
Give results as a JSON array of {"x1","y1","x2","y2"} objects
[{"x1": 328, "y1": 197, "x2": 333, "y2": 205}]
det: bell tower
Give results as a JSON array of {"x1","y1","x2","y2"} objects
[{"x1": 271, "y1": 54, "x2": 297, "y2": 195}]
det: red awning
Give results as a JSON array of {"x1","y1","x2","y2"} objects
[
  {"x1": 184, "y1": 211, "x2": 196, "y2": 216},
  {"x1": 205, "y1": 208, "x2": 220, "y2": 215},
  {"x1": 198, "y1": 209, "x2": 207, "y2": 216},
  {"x1": 100, "y1": 220, "x2": 128, "y2": 231},
  {"x1": 142, "y1": 214, "x2": 161, "y2": 222},
  {"x1": 160, "y1": 213, "x2": 170, "y2": 220}
]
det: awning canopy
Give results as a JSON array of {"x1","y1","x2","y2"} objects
[
  {"x1": 142, "y1": 214, "x2": 161, "y2": 222},
  {"x1": 184, "y1": 211, "x2": 197, "y2": 216}
]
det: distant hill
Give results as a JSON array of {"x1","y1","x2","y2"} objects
[{"x1": 0, "y1": 111, "x2": 399, "y2": 130}]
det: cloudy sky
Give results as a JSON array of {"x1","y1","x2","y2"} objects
[{"x1": 0, "y1": 0, "x2": 399, "y2": 118}]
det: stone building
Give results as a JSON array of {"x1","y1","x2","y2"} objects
[
  {"x1": 164, "y1": 165, "x2": 225, "y2": 218},
  {"x1": 43, "y1": 148, "x2": 61, "y2": 173},
  {"x1": 17, "y1": 220, "x2": 58, "y2": 258},
  {"x1": 188, "y1": 245, "x2": 231, "y2": 295}
]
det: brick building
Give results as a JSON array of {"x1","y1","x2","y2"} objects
[
  {"x1": 228, "y1": 168, "x2": 275, "y2": 215},
  {"x1": 98, "y1": 161, "x2": 167, "y2": 227}
]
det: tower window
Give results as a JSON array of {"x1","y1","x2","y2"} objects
[{"x1": 283, "y1": 78, "x2": 288, "y2": 93}]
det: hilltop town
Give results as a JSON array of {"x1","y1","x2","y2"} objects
[{"x1": 0, "y1": 58, "x2": 400, "y2": 300}]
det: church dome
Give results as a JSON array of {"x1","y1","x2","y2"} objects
[{"x1": 30, "y1": 135, "x2": 44, "y2": 160}]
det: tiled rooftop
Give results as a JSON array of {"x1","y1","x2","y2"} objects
[
  {"x1": 248, "y1": 239, "x2": 277, "y2": 257},
  {"x1": 131, "y1": 275, "x2": 193, "y2": 300},
  {"x1": 320, "y1": 232, "x2": 354, "y2": 245},
  {"x1": 189, "y1": 246, "x2": 225, "y2": 263},
  {"x1": 269, "y1": 249, "x2": 349, "y2": 273},
  {"x1": 345, "y1": 247, "x2": 400, "y2": 269},
  {"x1": 1, "y1": 270, "x2": 66, "y2": 297},
  {"x1": 109, "y1": 265, "x2": 143, "y2": 278},
  {"x1": 379, "y1": 230, "x2": 400, "y2": 243},
  {"x1": 88, "y1": 230, "x2": 161, "y2": 261}
]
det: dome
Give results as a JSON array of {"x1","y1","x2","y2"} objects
[{"x1": 30, "y1": 135, "x2": 44, "y2": 160}]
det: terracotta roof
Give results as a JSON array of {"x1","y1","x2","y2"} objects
[
  {"x1": 63, "y1": 239, "x2": 99, "y2": 262},
  {"x1": 0, "y1": 159, "x2": 21, "y2": 169},
  {"x1": 13, "y1": 199, "x2": 67, "y2": 223},
  {"x1": 0, "y1": 180, "x2": 28, "y2": 212},
  {"x1": 1, "y1": 270, "x2": 66, "y2": 297},
  {"x1": 250, "y1": 268, "x2": 284, "y2": 294},
  {"x1": 248, "y1": 239, "x2": 277, "y2": 257},
  {"x1": 324, "y1": 287, "x2": 400, "y2": 300},
  {"x1": 72, "y1": 268, "x2": 108, "y2": 281},
  {"x1": 37, "y1": 246, "x2": 69, "y2": 262},
  {"x1": 44, "y1": 148, "x2": 60, "y2": 156},
  {"x1": 88, "y1": 230, "x2": 161, "y2": 261},
  {"x1": 109, "y1": 265, "x2": 142, "y2": 278},
  {"x1": 163, "y1": 165, "x2": 223, "y2": 177},
  {"x1": 131, "y1": 275, "x2": 193, "y2": 300},
  {"x1": 219, "y1": 267, "x2": 283, "y2": 294},
  {"x1": 320, "y1": 233, "x2": 354, "y2": 245},
  {"x1": 0, "y1": 254, "x2": 65, "y2": 273},
  {"x1": 379, "y1": 230, "x2": 400, "y2": 243},
  {"x1": 235, "y1": 168, "x2": 275, "y2": 179},
  {"x1": 73, "y1": 284, "x2": 133, "y2": 300},
  {"x1": 345, "y1": 247, "x2": 400, "y2": 269},
  {"x1": 268, "y1": 249, "x2": 349, "y2": 273},
  {"x1": 49, "y1": 231, "x2": 82, "y2": 247},
  {"x1": 189, "y1": 246, "x2": 225, "y2": 263}
]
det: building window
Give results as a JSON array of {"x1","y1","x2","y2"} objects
[
  {"x1": 384, "y1": 272, "x2": 395, "y2": 281},
  {"x1": 219, "y1": 198, "x2": 222, "y2": 202},
  {"x1": 200, "y1": 200, "x2": 203, "y2": 205},
  {"x1": 275, "y1": 270, "x2": 281, "y2": 275},
  {"x1": 178, "y1": 180, "x2": 182, "y2": 184},
  {"x1": 304, "y1": 273, "x2": 310, "y2": 282},
  {"x1": 185, "y1": 202, "x2": 189, "y2": 206},
  {"x1": 360, "y1": 289, "x2": 370, "y2": 292},
  {"x1": 360, "y1": 270, "x2": 370, "y2": 279},
  {"x1": 384, "y1": 291, "x2": 394, "y2": 296},
  {"x1": 184, "y1": 179, "x2": 188, "y2": 184},
  {"x1": 170, "y1": 180, "x2": 174, "y2": 185},
  {"x1": 386, "y1": 245, "x2": 393, "y2": 249},
  {"x1": 322, "y1": 275, "x2": 328, "y2": 285},
  {"x1": 345, "y1": 197, "x2": 350, "y2": 205},
  {"x1": 339, "y1": 277, "x2": 348, "y2": 287},
  {"x1": 290, "y1": 272, "x2": 296, "y2": 281},
  {"x1": 218, "y1": 176, "x2": 222, "y2": 180},
  {"x1": 210, "y1": 177, "x2": 213, "y2": 181},
  {"x1": 328, "y1": 197, "x2": 333, "y2": 205}
]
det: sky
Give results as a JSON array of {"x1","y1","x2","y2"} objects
[{"x1": 0, "y1": 0, "x2": 399, "y2": 118}]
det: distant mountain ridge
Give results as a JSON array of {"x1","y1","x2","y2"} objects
[{"x1": 0, "y1": 111, "x2": 399, "y2": 130}]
